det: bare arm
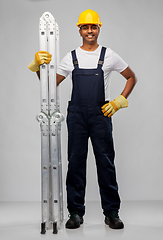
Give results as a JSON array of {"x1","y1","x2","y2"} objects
[
  {"x1": 120, "y1": 66, "x2": 137, "y2": 98},
  {"x1": 57, "y1": 73, "x2": 65, "y2": 86}
]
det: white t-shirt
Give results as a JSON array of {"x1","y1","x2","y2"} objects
[{"x1": 57, "y1": 45, "x2": 128, "y2": 100}]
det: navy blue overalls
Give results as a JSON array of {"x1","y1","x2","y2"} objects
[{"x1": 66, "y1": 47, "x2": 120, "y2": 217}]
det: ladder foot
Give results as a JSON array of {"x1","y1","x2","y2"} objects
[
  {"x1": 41, "y1": 222, "x2": 46, "y2": 234},
  {"x1": 53, "y1": 222, "x2": 58, "y2": 234}
]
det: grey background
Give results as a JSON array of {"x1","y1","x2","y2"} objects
[{"x1": 0, "y1": 0, "x2": 162, "y2": 202}]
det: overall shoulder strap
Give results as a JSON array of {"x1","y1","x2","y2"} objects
[
  {"x1": 98, "y1": 46, "x2": 106, "y2": 68},
  {"x1": 71, "y1": 50, "x2": 79, "y2": 69}
]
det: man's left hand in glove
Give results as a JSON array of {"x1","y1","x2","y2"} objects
[{"x1": 101, "y1": 95, "x2": 128, "y2": 118}]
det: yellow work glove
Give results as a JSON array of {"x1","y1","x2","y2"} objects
[
  {"x1": 101, "y1": 95, "x2": 128, "y2": 117},
  {"x1": 28, "y1": 51, "x2": 52, "y2": 72}
]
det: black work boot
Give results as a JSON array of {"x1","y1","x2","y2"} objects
[
  {"x1": 105, "y1": 211, "x2": 124, "y2": 229},
  {"x1": 65, "y1": 212, "x2": 84, "y2": 229}
]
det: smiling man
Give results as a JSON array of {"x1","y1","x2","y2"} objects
[
  {"x1": 28, "y1": 9, "x2": 137, "y2": 230},
  {"x1": 56, "y1": 9, "x2": 136, "y2": 230}
]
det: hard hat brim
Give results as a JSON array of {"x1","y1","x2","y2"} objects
[{"x1": 77, "y1": 23, "x2": 102, "y2": 28}]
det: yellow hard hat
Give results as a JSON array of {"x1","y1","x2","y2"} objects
[{"x1": 77, "y1": 9, "x2": 102, "y2": 28}]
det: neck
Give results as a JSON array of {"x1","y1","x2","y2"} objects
[{"x1": 80, "y1": 42, "x2": 99, "y2": 51}]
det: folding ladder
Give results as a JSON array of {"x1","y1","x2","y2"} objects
[{"x1": 36, "y1": 12, "x2": 64, "y2": 234}]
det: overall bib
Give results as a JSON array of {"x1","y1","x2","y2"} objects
[{"x1": 66, "y1": 47, "x2": 120, "y2": 217}]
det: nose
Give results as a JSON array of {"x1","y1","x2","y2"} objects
[{"x1": 87, "y1": 25, "x2": 92, "y2": 32}]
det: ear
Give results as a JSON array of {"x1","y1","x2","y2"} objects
[{"x1": 79, "y1": 28, "x2": 82, "y2": 37}]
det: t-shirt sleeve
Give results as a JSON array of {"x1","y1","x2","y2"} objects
[
  {"x1": 57, "y1": 52, "x2": 73, "y2": 78},
  {"x1": 110, "y1": 51, "x2": 128, "y2": 73}
]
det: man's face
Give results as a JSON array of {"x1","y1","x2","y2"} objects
[{"x1": 79, "y1": 24, "x2": 100, "y2": 44}]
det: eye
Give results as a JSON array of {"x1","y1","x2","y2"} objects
[
  {"x1": 81, "y1": 25, "x2": 88, "y2": 30},
  {"x1": 92, "y1": 25, "x2": 98, "y2": 30}
]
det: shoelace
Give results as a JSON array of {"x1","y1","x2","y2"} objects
[
  {"x1": 68, "y1": 212, "x2": 78, "y2": 218},
  {"x1": 110, "y1": 211, "x2": 119, "y2": 218}
]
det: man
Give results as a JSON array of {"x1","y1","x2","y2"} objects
[{"x1": 28, "y1": 9, "x2": 137, "y2": 230}]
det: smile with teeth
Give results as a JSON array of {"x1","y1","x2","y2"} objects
[{"x1": 87, "y1": 35, "x2": 94, "y2": 38}]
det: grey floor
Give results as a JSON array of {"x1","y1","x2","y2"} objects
[{"x1": 0, "y1": 201, "x2": 163, "y2": 240}]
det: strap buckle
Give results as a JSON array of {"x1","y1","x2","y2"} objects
[
  {"x1": 73, "y1": 60, "x2": 78, "y2": 66},
  {"x1": 98, "y1": 60, "x2": 104, "y2": 65}
]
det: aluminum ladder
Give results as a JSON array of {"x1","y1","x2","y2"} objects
[{"x1": 36, "y1": 11, "x2": 64, "y2": 234}]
